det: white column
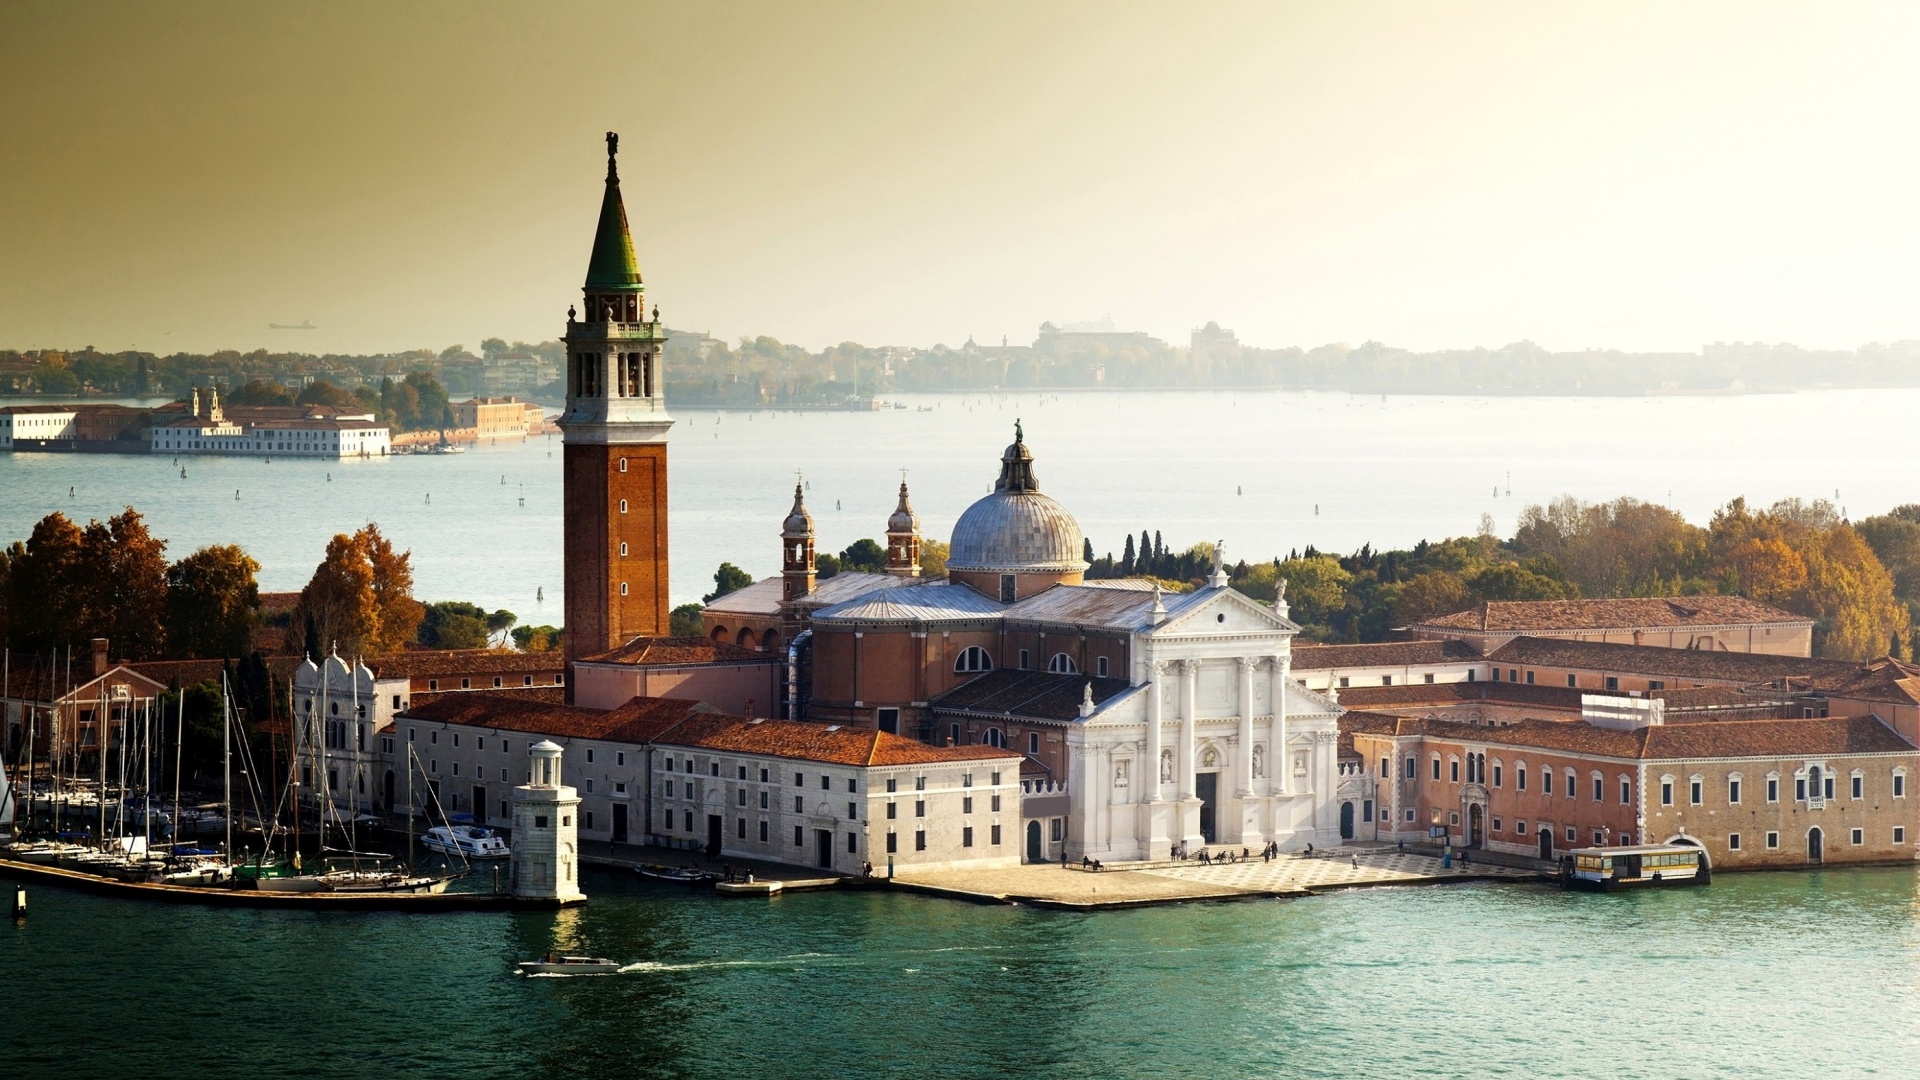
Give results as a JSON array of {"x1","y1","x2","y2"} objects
[
  {"x1": 1235, "y1": 657, "x2": 1255, "y2": 796},
  {"x1": 1178, "y1": 660, "x2": 1197, "y2": 800},
  {"x1": 1273, "y1": 655, "x2": 1290, "y2": 794},
  {"x1": 1144, "y1": 662, "x2": 1164, "y2": 804}
]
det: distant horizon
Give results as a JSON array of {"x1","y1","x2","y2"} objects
[{"x1": 6, "y1": 3, "x2": 1920, "y2": 355}]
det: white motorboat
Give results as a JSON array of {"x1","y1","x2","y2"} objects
[
  {"x1": 318, "y1": 868, "x2": 453, "y2": 894},
  {"x1": 519, "y1": 955, "x2": 621, "y2": 975},
  {"x1": 5, "y1": 840, "x2": 86, "y2": 864},
  {"x1": 421, "y1": 825, "x2": 510, "y2": 860}
]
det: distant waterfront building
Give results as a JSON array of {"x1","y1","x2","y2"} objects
[
  {"x1": 1190, "y1": 321, "x2": 1238, "y2": 350},
  {"x1": 452, "y1": 396, "x2": 537, "y2": 440},
  {"x1": 0, "y1": 405, "x2": 77, "y2": 449},
  {"x1": 147, "y1": 387, "x2": 391, "y2": 458}
]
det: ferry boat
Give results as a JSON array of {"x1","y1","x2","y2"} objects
[
  {"x1": 636, "y1": 863, "x2": 720, "y2": 884},
  {"x1": 421, "y1": 825, "x2": 511, "y2": 860},
  {"x1": 1559, "y1": 844, "x2": 1708, "y2": 891}
]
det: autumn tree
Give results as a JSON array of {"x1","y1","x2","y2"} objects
[
  {"x1": 1796, "y1": 525, "x2": 1910, "y2": 661},
  {"x1": 1725, "y1": 537, "x2": 1807, "y2": 604},
  {"x1": 1395, "y1": 570, "x2": 1473, "y2": 624},
  {"x1": 85, "y1": 509, "x2": 172, "y2": 659},
  {"x1": 290, "y1": 524, "x2": 422, "y2": 658},
  {"x1": 166, "y1": 544, "x2": 261, "y2": 659},
  {"x1": 919, "y1": 539, "x2": 950, "y2": 579}
]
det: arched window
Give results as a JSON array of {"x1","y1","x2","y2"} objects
[
  {"x1": 955, "y1": 646, "x2": 993, "y2": 673},
  {"x1": 1047, "y1": 653, "x2": 1078, "y2": 674},
  {"x1": 982, "y1": 728, "x2": 1006, "y2": 748},
  {"x1": 710, "y1": 625, "x2": 728, "y2": 641}
]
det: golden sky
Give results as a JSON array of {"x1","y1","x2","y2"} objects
[{"x1": 3, "y1": 1, "x2": 1917, "y2": 355}]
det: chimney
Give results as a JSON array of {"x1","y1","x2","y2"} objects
[{"x1": 91, "y1": 637, "x2": 110, "y2": 677}]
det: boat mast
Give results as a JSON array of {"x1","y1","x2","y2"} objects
[
  {"x1": 172, "y1": 685, "x2": 184, "y2": 858},
  {"x1": 96, "y1": 682, "x2": 107, "y2": 849},
  {"x1": 223, "y1": 672, "x2": 233, "y2": 868},
  {"x1": 142, "y1": 697, "x2": 153, "y2": 854}
]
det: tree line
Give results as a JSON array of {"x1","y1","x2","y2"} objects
[{"x1": 1082, "y1": 495, "x2": 1915, "y2": 662}]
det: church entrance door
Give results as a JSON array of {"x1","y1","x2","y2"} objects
[
  {"x1": 1468, "y1": 804, "x2": 1484, "y2": 848},
  {"x1": 1196, "y1": 772, "x2": 1218, "y2": 842},
  {"x1": 1026, "y1": 820, "x2": 1042, "y2": 863},
  {"x1": 1339, "y1": 802, "x2": 1355, "y2": 840}
]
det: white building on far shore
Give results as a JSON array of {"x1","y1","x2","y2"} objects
[{"x1": 149, "y1": 387, "x2": 390, "y2": 458}]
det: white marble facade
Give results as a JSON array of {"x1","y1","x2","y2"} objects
[{"x1": 1064, "y1": 585, "x2": 1342, "y2": 861}]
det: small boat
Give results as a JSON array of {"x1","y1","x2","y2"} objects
[
  {"x1": 5, "y1": 840, "x2": 86, "y2": 864},
  {"x1": 318, "y1": 868, "x2": 453, "y2": 894},
  {"x1": 519, "y1": 955, "x2": 621, "y2": 975},
  {"x1": 636, "y1": 863, "x2": 720, "y2": 884},
  {"x1": 1558, "y1": 844, "x2": 1708, "y2": 891},
  {"x1": 422, "y1": 825, "x2": 511, "y2": 860}
]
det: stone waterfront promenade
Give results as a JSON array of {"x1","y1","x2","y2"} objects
[{"x1": 890, "y1": 845, "x2": 1542, "y2": 910}]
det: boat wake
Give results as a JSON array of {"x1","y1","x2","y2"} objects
[{"x1": 617, "y1": 952, "x2": 846, "y2": 974}]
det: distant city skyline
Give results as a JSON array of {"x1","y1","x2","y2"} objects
[{"x1": 4, "y1": 2, "x2": 1919, "y2": 356}]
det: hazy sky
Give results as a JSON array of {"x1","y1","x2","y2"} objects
[{"x1": 4, "y1": 2, "x2": 1918, "y2": 356}]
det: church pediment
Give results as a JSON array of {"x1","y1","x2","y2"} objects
[{"x1": 1151, "y1": 587, "x2": 1299, "y2": 639}]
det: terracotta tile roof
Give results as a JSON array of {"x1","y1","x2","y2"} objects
[
  {"x1": 126, "y1": 656, "x2": 303, "y2": 688},
  {"x1": 663, "y1": 718, "x2": 1024, "y2": 767},
  {"x1": 579, "y1": 636, "x2": 773, "y2": 666},
  {"x1": 1486, "y1": 636, "x2": 1855, "y2": 684},
  {"x1": 1807, "y1": 658, "x2": 1920, "y2": 707},
  {"x1": 397, "y1": 692, "x2": 719, "y2": 743},
  {"x1": 1338, "y1": 712, "x2": 1914, "y2": 761},
  {"x1": 258, "y1": 591, "x2": 301, "y2": 615},
  {"x1": 1291, "y1": 639, "x2": 1483, "y2": 671},
  {"x1": 1413, "y1": 596, "x2": 1811, "y2": 633},
  {"x1": 929, "y1": 669, "x2": 1133, "y2": 722},
  {"x1": 366, "y1": 650, "x2": 566, "y2": 679},
  {"x1": 409, "y1": 685, "x2": 566, "y2": 707},
  {"x1": 1336, "y1": 681, "x2": 1588, "y2": 711}
]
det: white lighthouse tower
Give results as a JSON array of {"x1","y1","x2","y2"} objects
[{"x1": 510, "y1": 740, "x2": 585, "y2": 904}]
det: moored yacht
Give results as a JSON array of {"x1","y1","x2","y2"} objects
[{"x1": 421, "y1": 825, "x2": 510, "y2": 860}]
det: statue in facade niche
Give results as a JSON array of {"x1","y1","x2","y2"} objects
[
  {"x1": 1160, "y1": 749, "x2": 1174, "y2": 783},
  {"x1": 1252, "y1": 744, "x2": 1265, "y2": 779}
]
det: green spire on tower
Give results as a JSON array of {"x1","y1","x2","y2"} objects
[{"x1": 585, "y1": 130, "x2": 643, "y2": 290}]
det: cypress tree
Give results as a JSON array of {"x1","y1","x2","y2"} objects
[
  {"x1": 1083, "y1": 538, "x2": 1095, "y2": 563},
  {"x1": 1122, "y1": 534, "x2": 1135, "y2": 575}
]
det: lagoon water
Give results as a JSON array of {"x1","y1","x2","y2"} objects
[
  {"x1": 2, "y1": 866, "x2": 1917, "y2": 1078},
  {"x1": 1, "y1": 387, "x2": 1915, "y2": 616}
]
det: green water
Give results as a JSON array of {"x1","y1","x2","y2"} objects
[{"x1": 3, "y1": 866, "x2": 1917, "y2": 1079}]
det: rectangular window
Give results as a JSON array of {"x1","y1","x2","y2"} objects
[
  {"x1": 963, "y1": 826, "x2": 974, "y2": 847},
  {"x1": 738, "y1": 789, "x2": 747, "y2": 806},
  {"x1": 991, "y1": 794, "x2": 1002, "y2": 812},
  {"x1": 1051, "y1": 819, "x2": 1064, "y2": 842},
  {"x1": 1516, "y1": 820, "x2": 1527, "y2": 835},
  {"x1": 1661, "y1": 780, "x2": 1673, "y2": 806},
  {"x1": 1424, "y1": 673, "x2": 1435, "y2": 684},
  {"x1": 1543, "y1": 770, "x2": 1553, "y2": 795},
  {"x1": 1796, "y1": 777, "x2": 1807, "y2": 801},
  {"x1": 1525, "y1": 670, "x2": 1534, "y2": 685},
  {"x1": 1765, "y1": 831, "x2": 1780, "y2": 849},
  {"x1": 1728, "y1": 832, "x2": 1741, "y2": 851},
  {"x1": 915, "y1": 800, "x2": 925, "y2": 818},
  {"x1": 886, "y1": 832, "x2": 897, "y2": 853},
  {"x1": 1566, "y1": 674, "x2": 1577, "y2": 688},
  {"x1": 759, "y1": 791, "x2": 768, "y2": 809},
  {"x1": 1852, "y1": 775, "x2": 1863, "y2": 800},
  {"x1": 1896, "y1": 772, "x2": 1907, "y2": 798},
  {"x1": 1851, "y1": 828, "x2": 1864, "y2": 846},
  {"x1": 1689, "y1": 779, "x2": 1701, "y2": 805},
  {"x1": 761, "y1": 768, "x2": 770, "y2": 783},
  {"x1": 1767, "y1": 777, "x2": 1779, "y2": 803},
  {"x1": 848, "y1": 832, "x2": 858, "y2": 853},
  {"x1": 1449, "y1": 759, "x2": 1459, "y2": 783},
  {"x1": 1405, "y1": 808, "x2": 1416, "y2": 822},
  {"x1": 1406, "y1": 756, "x2": 1416, "y2": 780},
  {"x1": 915, "y1": 830, "x2": 927, "y2": 851},
  {"x1": 795, "y1": 826, "x2": 805, "y2": 847},
  {"x1": 1339, "y1": 676, "x2": 1350, "y2": 689},
  {"x1": 849, "y1": 802, "x2": 858, "y2": 820},
  {"x1": 963, "y1": 797, "x2": 973, "y2": 814},
  {"x1": 1592, "y1": 831, "x2": 1605, "y2": 846},
  {"x1": 1097, "y1": 657, "x2": 1109, "y2": 677},
  {"x1": 684, "y1": 811, "x2": 693, "y2": 831},
  {"x1": 1029, "y1": 732, "x2": 1041, "y2": 756},
  {"x1": 1382, "y1": 675, "x2": 1393, "y2": 686},
  {"x1": 886, "y1": 802, "x2": 897, "y2": 819},
  {"x1": 760, "y1": 821, "x2": 769, "y2": 842},
  {"x1": 795, "y1": 796, "x2": 804, "y2": 813},
  {"x1": 1565, "y1": 826, "x2": 1575, "y2": 842},
  {"x1": 1492, "y1": 764, "x2": 1502, "y2": 788},
  {"x1": 1592, "y1": 777, "x2": 1603, "y2": 802},
  {"x1": 991, "y1": 824, "x2": 1002, "y2": 845},
  {"x1": 1604, "y1": 676, "x2": 1619, "y2": 691},
  {"x1": 1363, "y1": 800, "x2": 1373, "y2": 822},
  {"x1": 795, "y1": 773, "x2": 803, "y2": 786},
  {"x1": 1491, "y1": 817, "x2": 1502, "y2": 832},
  {"x1": 1431, "y1": 757, "x2": 1441, "y2": 781},
  {"x1": 739, "y1": 765, "x2": 748, "y2": 780},
  {"x1": 1517, "y1": 766, "x2": 1527, "y2": 791},
  {"x1": 1018, "y1": 649, "x2": 1030, "y2": 669},
  {"x1": 1729, "y1": 779, "x2": 1741, "y2": 805},
  {"x1": 1824, "y1": 777, "x2": 1835, "y2": 801},
  {"x1": 1896, "y1": 827, "x2": 1907, "y2": 844},
  {"x1": 950, "y1": 723, "x2": 961, "y2": 746},
  {"x1": 915, "y1": 776, "x2": 926, "y2": 791}
]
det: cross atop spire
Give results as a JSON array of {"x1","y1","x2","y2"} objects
[{"x1": 606, "y1": 130, "x2": 619, "y2": 181}]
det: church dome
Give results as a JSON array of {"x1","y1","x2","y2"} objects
[{"x1": 947, "y1": 424, "x2": 1088, "y2": 574}]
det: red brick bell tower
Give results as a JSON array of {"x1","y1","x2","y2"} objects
[{"x1": 560, "y1": 131, "x2": 673, "y2": 673}]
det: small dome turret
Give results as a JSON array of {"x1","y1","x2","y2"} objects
[{"x1": 782, "y1": 482, "x2": 813, "y2": 538}]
